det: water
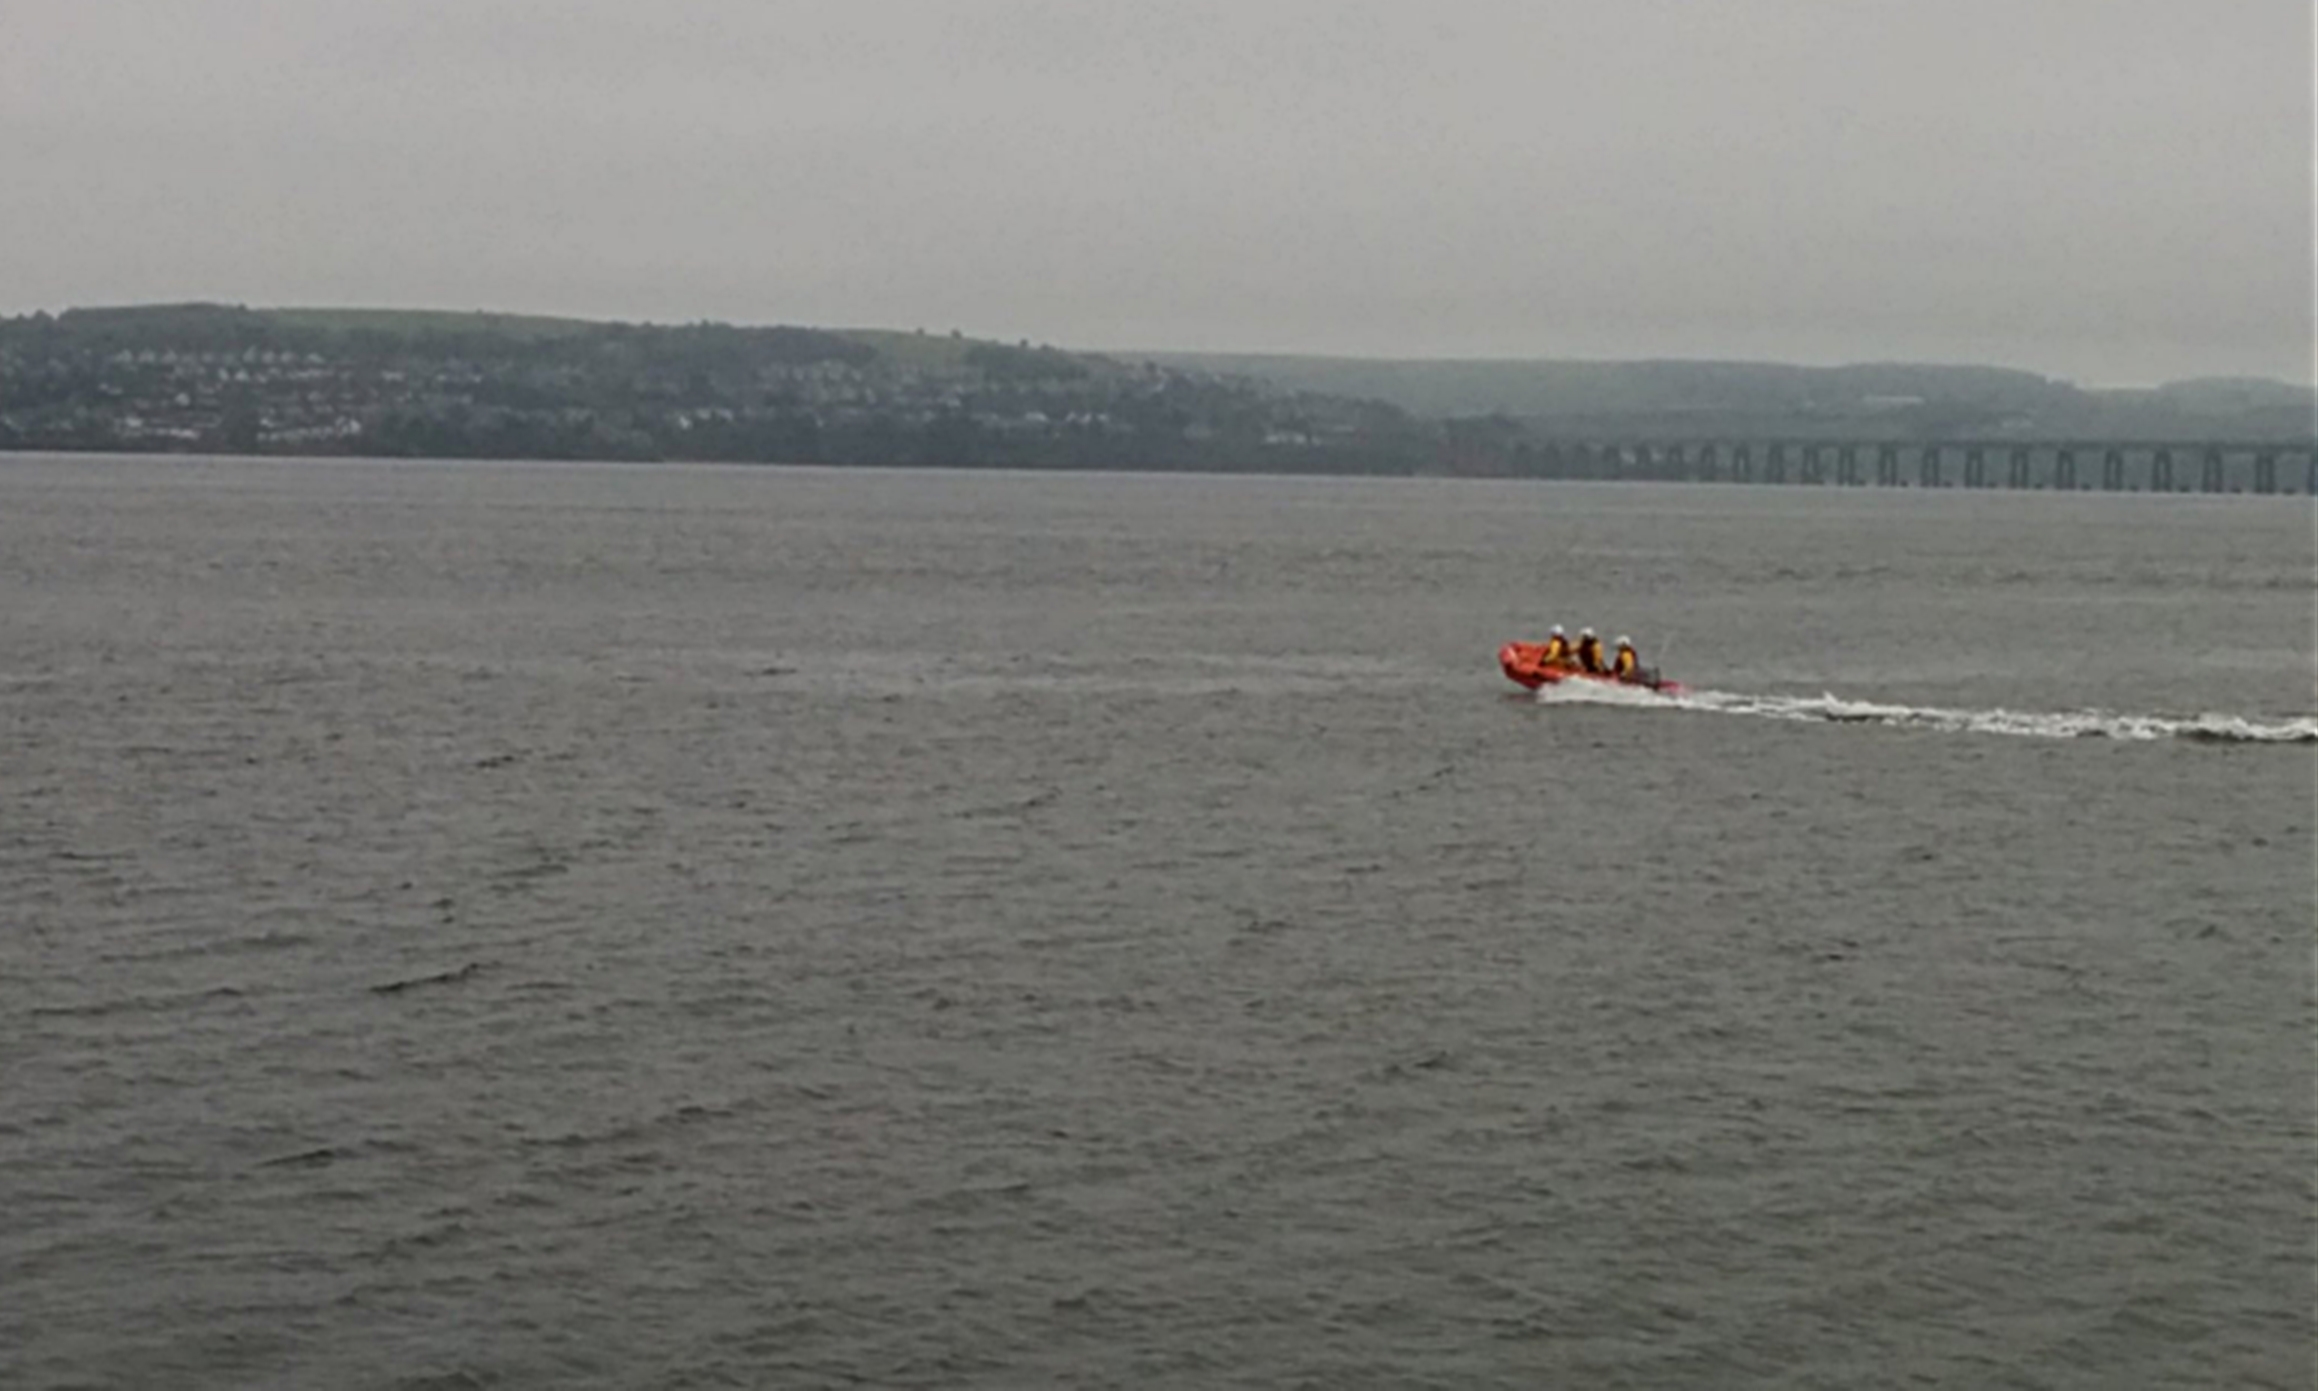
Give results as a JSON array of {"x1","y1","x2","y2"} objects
[{"x1": 4, "y1": 455, "x2": 2311, "y2": 1390}]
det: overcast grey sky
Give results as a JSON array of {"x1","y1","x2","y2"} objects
[{"x1": 3, "y1": 0, "x2": 2309, "y2": 384}]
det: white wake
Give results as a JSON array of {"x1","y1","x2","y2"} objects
[{"x1": 1534, "y1": 679, "x2": 2318, "y2": 744}]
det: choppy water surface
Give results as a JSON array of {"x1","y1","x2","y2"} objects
[{"x1": 4, "y1": 455, "x2": 2312, "y2": 1390}]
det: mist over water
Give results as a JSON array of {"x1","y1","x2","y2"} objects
[{"x1": 4, "y1": 456, "x2": 2311, "y2": 1390}]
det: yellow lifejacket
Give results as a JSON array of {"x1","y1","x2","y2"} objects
[
  {"x1": 1612, "y1": 647, "x2": 1640, "y2": 679},
  {"x1": 1540, "y1": 635, "x2": 1571, "y2": 664}
]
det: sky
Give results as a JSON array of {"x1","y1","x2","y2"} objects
[{"x1": 2, "y1": 0, "x2": 2310, "y2": 385}]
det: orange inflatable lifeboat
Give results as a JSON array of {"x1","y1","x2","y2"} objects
[{"x1": 1498, "y1": 641, "x2": 1680, "y2": 694}]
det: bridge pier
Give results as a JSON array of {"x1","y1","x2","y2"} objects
[
  {"x1": 2054, "y1": 447, "x2": 2077, "y2": 490},
  {"x1": 1877, "y1": 446, "x2": 1901, "y2": 486},
  {"x1": 1836, "y1": 444, "x2": 1860, "y2": 485},
  {"x1": 2254, "y1": 450, "x2": 2277, "y2": 494},
  {"x1": 1765, "y1": 443, "x2": 1789, "y2": 484},
  {"x1": 2202, "y1": 448, "x2": 2225, "y2": 492},
  {"x1": 1963, "y1": 446, "x2": 1987, "y2": 488},
  {"x1": 2102, "y1": 448, "x2": 2126, "y2": 491},
  {"x1": 1918, "y1": 444, "x2": 1943, "y2": 488},
  {"x1": 1801, "y1": 444, "x2": 1826, "y2": 485},
  {"x1": 2152, "y1": 448, "x2": 2174, "y2": 491}
]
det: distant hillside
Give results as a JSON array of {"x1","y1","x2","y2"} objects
[
  {"x1": 6, "y1": 304, "x2": 2307, "y2": 473},
  {"x1": 1140, "y1": 353, "x2": 2066, "y2": 415},
  {"x1": 1142, "y1": 351, "x2": 2316, "y2": 441},
  {"x1": 2147, "y1": 376, "x2": 2316, "y2": 409},
  {"x1": 0, "y1": 303, "x2": 1423, "y2": 471}
]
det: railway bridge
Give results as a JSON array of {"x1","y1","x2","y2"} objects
[{"x1": 1510, "y1": 440, "x2": 2317, "y2": 494}]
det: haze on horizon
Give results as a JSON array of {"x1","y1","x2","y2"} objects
[{"x1": 3, "y1": 0, "x2": 2310, "y2": 388}]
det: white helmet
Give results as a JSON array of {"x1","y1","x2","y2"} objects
[
  {"x1": 1549, "y1": 624, "x2": 1565, "y2": 636},
  {"x1": 1615, "y1": 635, "x2": 1632, "y2": 648},
  {"x1": 1580, "y1": 626, "x2": 1596, "y2": 638}
]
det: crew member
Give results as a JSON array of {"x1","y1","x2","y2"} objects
[
  {"x1": 1573, "y1": 627, "x2": 1606, "y2": 674},
  {"x1": 1611, "y1": 636, "x2": 1645, "y2": 683},
  {"x1": 1539, "y1": 624, "x2": 1573, "y2": 667}
]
